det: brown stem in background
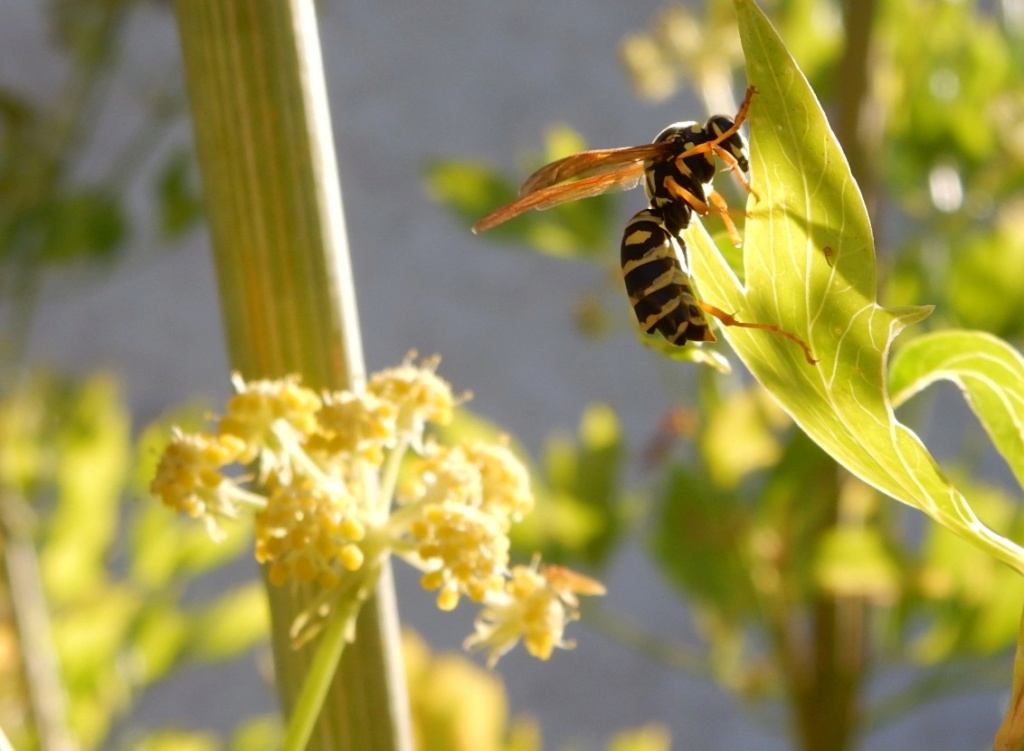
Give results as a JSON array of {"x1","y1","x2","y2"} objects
[
  {"x1": 835, "y1": 0, "x2": 881, "y2": 228},
  {"x1": 762, "y1": 454, "x2": 867, "y2": 751}
]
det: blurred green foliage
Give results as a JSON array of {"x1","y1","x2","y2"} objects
[{"x1": 0, "y1": 0, "x2": 203, "y2": 374}]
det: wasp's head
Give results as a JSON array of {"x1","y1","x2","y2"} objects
[{"x1": 705, "y1": 115, "x2": 749, "y2": 173}]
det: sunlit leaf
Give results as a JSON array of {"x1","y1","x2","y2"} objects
[
  {"x1": 542, "y1": 123, "x2": 589, "y2": 162},
  {"x1": 131, "y1": 599, "x2": 189, "y2": 684},
  {"x1": 606, "y1": 724, "x2": 672, "y2": 751},
  {"x1": 56, "y1": 587, "x2": 139, "y2": 683},
  {"x1": 912, "y1": 481, "x2": 1024, "y2": 660},
  {"x1": 639, "y1": 327, "x2": 732, "y2": 372},
  {"x1": 187, "y1": 582, "x2": 268, "y2": 660},
  {"x1": 135, "y1": 730, "x2": 220, "y2": 751},
  {"x1": 682, "y1": 0, "x2": 1024, "y2": 571},
  {"x1": 945, "y1": 227, "x2": 1024, "y2": 339},
  {"x1": 44, "y1": 374, "x2": 130, "y2": 603},
  {"x1": 423, "y1": 160, "x2": 518, "y2": 229},
  {"x1": 57, "y1": 589, "x2": 142, "y2": 746},
  {"x1": 130, "y1": 489, "x2": 252, "y2": 587},
  {"x1": 813, "y1": 527, "x2": 900, "y2": 600},
  {"x1": 699, "y1": 386, "x2": 783, "y2": 486},
  {"x1": 539, "y1": 403, "x2": 625, "y2": 564},
  {"x1": 890, "y1": 330, "x2": 1024, "y2": 492},
  {"x1": 228, "y1": 716, "x2": 281, "y2": 751},
  {"x1": 404, "y1": 630, "x2": 509, "y2": 751},
  {"x1": 426, "y1": 144, "x2": 616, "y2": 258}
]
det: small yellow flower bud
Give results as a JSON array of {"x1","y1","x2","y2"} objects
[
  {"x1": 149, "y1": 430, "x2": 246, "y2": 538},
  {"x1": 219, "y1": 374, "x2": 322, "y2": 481},
  {"x1": 315, "y1": 391, "x2": 398, "y2": 465},
  {"x1": 368, "y1": 355, "x2": 456, "y2": 447}
]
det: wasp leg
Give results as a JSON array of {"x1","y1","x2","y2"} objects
[
  {"x1": 698, "y1": 301, "x2": 818, "y2": 365},
  {"x1": 711, "y1": 145, "x2": 760, "y2": 202},
  {"x1": 663, "y1": 176, "x2": 709, "y2": 212},
  {"x1": 708, "y1": 191, "x2": 743, "y2": 247},
  {"x1": 663, "y1": 177, "x2": 744, "y2": 247}
]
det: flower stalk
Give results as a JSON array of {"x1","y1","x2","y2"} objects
[{"x1": 172, "y1": 1, "x2": 408, "y2": 748}]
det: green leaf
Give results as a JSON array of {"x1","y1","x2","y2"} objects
[
  {"x1": 134, "y1": 730, "x2": 221, "y2": 751},
  {"x1": 426, "y1": 147, "x2": 616, "y2": 258},
  {"x1": 39, "y1": 189, "x2": 126, "y2": 264},
  {"x1": 515, "y1": 404, "x2": 625, "y2": 565},
  {"x1": 44, "y1": 374, "x2": 130, "y2": 603},
  {"x1": 640, "y1": 327, "x2": 732, "y2": 372},
  {"x1": 131, "y1": 599, "x2": 190, "y2": 684},
  {"x1": 423, "y1": 159, "x2": 518, "y2": 230},
  {"x1": 681, "y1": 1, "x2": 1024, "y2": 571},
  {"x1": 539, "y1": 403, "x2": 625, "y2": 564},
  {"x1": 945, "y1": 227, "x2": 1024, "y2": 339},
  {"x1": 813, "y1": 526, "x2": 901, "y2": 600},
  {"x1": 228, "y1": 716, "x2": 281, "y2": 751},
  {"x1": 911, "y1": 479, "x2": 1024, "y2": 660},
  {"x1": 889, "y1": 330, "x2": 1024, "y2": 492},
  {"x1": 653, "y1": 465, "x2": 757, "y2": 618},
  {"x1": 157, "y1": 151, "x2": 205, "y2": 238},
  {"x1": 187, "y1": 582, "x2": 269, "y2": 660}
]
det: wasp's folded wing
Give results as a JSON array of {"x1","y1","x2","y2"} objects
[
  {"x1": 519, "y1": 142, "x2": 673, "y2": 196},
  {"x1": 472, "y1": 164, "x2": 644, "y2": 234}
]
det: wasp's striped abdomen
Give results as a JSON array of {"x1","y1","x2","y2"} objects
[{"x1": 621, "y1": 207, "x2": 713, "y2": 345}]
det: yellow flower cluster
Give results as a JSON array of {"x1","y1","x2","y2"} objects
[
  {"x1": 149, "y1": 430, "x2": 249, "y2": 540},
  {"x1": 149, "y1": 355, "x2": 603, "y2": 665},
  {"x1": 255, "y1": 480, "x2": 366, "y2": 588},
  {"x1": 401, "y1": 442, "x2": 531, "y2": 610}
]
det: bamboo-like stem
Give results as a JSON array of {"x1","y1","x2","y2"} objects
[
  {"x1": 173, "y1": 2, "x2": 411, "y2": 749},
  {"x1": 0, "y1": 493, "x2": 78, "y2": 751}
]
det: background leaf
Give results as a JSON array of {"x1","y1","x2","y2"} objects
[
  {"x1": 682, "y1": 0, "x2": 1024, "y2": 571},
  {"x1": 889, "y1": 330, "x2": 1024, "y2": 492}
]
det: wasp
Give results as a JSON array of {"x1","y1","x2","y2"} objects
[{"x1": 473, "y1": 86, "x2": 816, "y2": 365}]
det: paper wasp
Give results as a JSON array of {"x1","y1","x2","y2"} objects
[{"x1": 473, "y1": 86, "x2": 816, "y2": 365}]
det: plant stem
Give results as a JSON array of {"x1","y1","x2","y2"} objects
[
  {"x1": 0, "y1": 493, "x2": 78, "y2": 751},
  {"x1": 173, "y1": 1, "x2": 412, "y2": 748},
  {"x1": 835, "y1": 0, "x2": 880, "y2": 224},
  {"x1": 280, "y1": 565, "x2": 381, "y2": 751},
  {"x1": 783, "y1": 473, "x2": 867, "y2": 751}
]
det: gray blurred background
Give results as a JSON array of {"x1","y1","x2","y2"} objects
[{"x1": 2, "y1": 0, "x2": 1005, "y2": 748}]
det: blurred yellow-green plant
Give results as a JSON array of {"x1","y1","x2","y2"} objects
[{"x1": 0, "y1": 373, "x2": 271, "y2": 750}]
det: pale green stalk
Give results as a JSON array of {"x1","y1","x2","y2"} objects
[{"x1": 173, "y1": 2, "x2": 411, "y2": 749}]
